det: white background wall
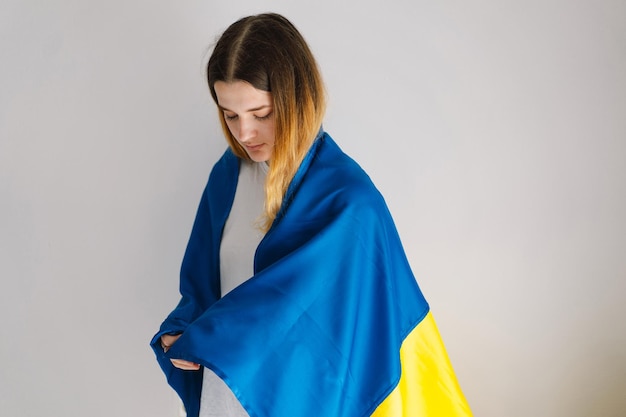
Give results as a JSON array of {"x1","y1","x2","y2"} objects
[{"x1": 1, "y1": 1, "x2": 624, "y2": 416}]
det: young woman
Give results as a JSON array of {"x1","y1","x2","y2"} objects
[{"x1": 151, "y1": 13, "x2": 471, "y2": 417}]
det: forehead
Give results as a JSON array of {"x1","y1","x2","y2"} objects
[{"x1": 214, "y1": 80, "x2": 272, "y2": 111}]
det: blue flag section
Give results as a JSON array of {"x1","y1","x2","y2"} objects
[{"x1": 151, "y1": 132, "x2": 471, "y2": 417}]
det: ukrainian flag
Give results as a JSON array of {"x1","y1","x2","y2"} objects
[
  {"x1": 152, "y1": 133, "x2": 472, "y2": 416},
  {"x1": 371, "y1": 312, "x2": 471, "y2": 416}
]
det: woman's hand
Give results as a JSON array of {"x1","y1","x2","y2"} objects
[
  {"x1": 160, "y1": 333, "x2": 201, "y2": 371},
  {"x1": 170, "y1": 358, "x2": 201, "y2": 371},
  {"x1": 160, "y1": 333, "x2": 182, "y2": 352}
]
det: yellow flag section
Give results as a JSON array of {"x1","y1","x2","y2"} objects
[{"x1": 372, "y1": 312, "x2": 472, "y2": 416}]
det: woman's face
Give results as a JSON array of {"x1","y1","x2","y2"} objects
[{"x1": 214, "y1": 80, "x2": 276, "y2": 162}]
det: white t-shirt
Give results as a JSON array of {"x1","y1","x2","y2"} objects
[{"x1": 199, "y1": 160, "x2": 267, "y2": 417}]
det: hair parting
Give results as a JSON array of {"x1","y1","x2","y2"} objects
[{"x1": 207, "y1": 13, "x2": 326, "y2": 231}]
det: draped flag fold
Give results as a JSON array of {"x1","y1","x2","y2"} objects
[{"x1": 152, "y1": 132, "x2": 471, "y2": 417}]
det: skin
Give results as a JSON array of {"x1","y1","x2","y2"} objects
[
  {"x1": 214, "y1": 80, "x2": 276, "y2": 162},
  {"x1": 161, "y1": 333, "x2": 200, "y2": 370},
  {"x1": 162, "y1": 80, "x2": 276, "y2": 371}
]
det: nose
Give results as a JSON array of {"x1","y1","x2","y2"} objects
[{"x1": 238, "y1": 119, "x2": 256, "y2": 143}]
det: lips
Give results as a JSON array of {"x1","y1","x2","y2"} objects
[{"x1": 244, "y1": 143, "x2": 263, "y2": 151}]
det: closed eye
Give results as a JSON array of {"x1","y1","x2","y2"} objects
[{"x1": 255, "y1": 111, "x2": 273, "y2": 121}]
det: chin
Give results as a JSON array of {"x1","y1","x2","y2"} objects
[{"x1": 247, "y1": 152, "x2": 272, "y2": 163}]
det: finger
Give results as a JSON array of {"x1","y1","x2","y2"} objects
[
  {"x1": 175, "y1": 362, "x2": 200, "y2": 370},
  {"x1": 170, "y1": 359, "x2": 201, "y2": 371},
  {"x1": 161, "y1": 334, "x2": 182, "y2": 347},
  {"x1": 166, "y1": 334, "x2": 182, "y2": 343},
  {"x1": 171, "y1": 360, "x2": 195, "y2": 370}
]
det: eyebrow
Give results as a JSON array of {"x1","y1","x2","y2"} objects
[{"x1": 218, "y1": 104, "x2": 272, "y2": 113}]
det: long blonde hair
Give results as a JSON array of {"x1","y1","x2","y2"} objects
[{"x1": 207, "y1": 13, "x2": 326, "y2": 231}]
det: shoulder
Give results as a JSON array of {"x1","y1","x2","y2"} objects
[
  {"x1": 199, "y1": 148, "x2": 240, "y2": 211},
  {"x1": 210, "y1": 148, "x2": 239, "y2": 177},
  {"x1": 317, "y1": 134, "x2": 383, "y2": 195},
  {"x1": 307, "y1": 133, "x2": 388, "y2": 213},
  {"x1": 206, "y1": 148, "x2": 239, "y2": 185}
]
